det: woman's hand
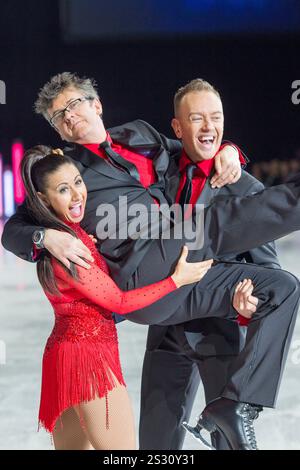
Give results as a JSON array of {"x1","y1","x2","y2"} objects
[
  {"x1": 44, "y1": 229, "x2": 94, "y2": 270},
  {"x1": 171, "y1": 246, "x2": 213, "y2": 288},
  {"x1": 233, "y1": 279, "x2": 258, "y2": 319},
  {"x1": 88, "y1": 234, "x2": 98, "y2": 244}
]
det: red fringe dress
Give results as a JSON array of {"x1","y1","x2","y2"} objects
[{"x1": 38, "y1": 223, "x2": 177, "y2": 433}]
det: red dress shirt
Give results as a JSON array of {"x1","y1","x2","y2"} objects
[
  {"x1": 175, "y1": 143, "x2": 245, "y2": 207},
  {"x1": 84, "y1": 132, "x2": 156, "y2": 188}
]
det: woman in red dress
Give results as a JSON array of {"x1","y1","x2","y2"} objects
[{"x1": 20, "y1": 145, "x2": 214, "y2": 450}]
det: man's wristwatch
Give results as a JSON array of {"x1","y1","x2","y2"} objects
[{"x1": 32, "y1": 229, "x2": 46, "y2": 249}]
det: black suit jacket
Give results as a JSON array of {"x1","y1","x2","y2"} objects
[
  {"x1": 145, "y1": 158, "x2": 280, "y2": 356},
  {"x1": 1, "y1": 120, "x2": 180, "y2": 288},
  {"x1": 1, "y1": 120, "x2": 280, "y2": 355}
]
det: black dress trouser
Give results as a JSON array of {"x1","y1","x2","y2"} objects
[
  {"x1": 139, "y1": 348, "x2": 233, "y2": 450},
  {"x1": 128, "y1": 258, "x2": 299, "y2": 408}
]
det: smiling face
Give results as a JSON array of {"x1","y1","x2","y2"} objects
[
  {"x1": 171, "y1": 90, "x2": 224, "y2": 163},
  {"x1": 47, "y1": 86, "x2": 106, "y2": 144},
  {"x1": 38, "y1": 163, "x2": 87, "y2": 223}
]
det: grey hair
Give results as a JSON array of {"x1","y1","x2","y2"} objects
[
  {"x1": 34, "y1": 72, "x2": 100, "y2": 120},
  {"x1": 174, "y1": 78, "x2": 220, "y2": 117}
]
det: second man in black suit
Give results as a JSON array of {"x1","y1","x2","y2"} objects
[{"x1": 139, "y1": 78, "x2": 280, "y2": 450}]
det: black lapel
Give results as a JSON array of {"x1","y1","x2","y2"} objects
[
  {"x1": 109, "y1": 122, "x2": 169, "y2": 181},
  {"x1": 195, "y1": 174, "x2": 222, "y2": 205},
  {"x1": 109, "y1": 122, "x2": 156, "y2": 148},
  {"x1": 164, "y1": 153, "x2": 181, "y2": 201},
  {"x1": 65, "y1": 121, "x2": 169, "y2": 185},
  {"x1": 65, "y1": 144, "x2": 139, "y2": 184},
  {"x1": 152, "y1": 146, "x2": 170, "y2": 184}
]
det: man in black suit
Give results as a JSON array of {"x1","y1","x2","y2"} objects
[
  {"x1": 139, "y1": 79, "x2": 280, "y2": 450},
  {"x1": 2, "y1": 73, "x2": 300, "y2": 449}
]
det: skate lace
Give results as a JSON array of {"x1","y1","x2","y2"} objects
[{"x1": 241, "y1": 404, "x2": 262, "y2": 449}]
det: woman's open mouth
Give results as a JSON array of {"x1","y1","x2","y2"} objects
[{"x1": 69, "y1": 202, "x2": 83, "y2": 218}]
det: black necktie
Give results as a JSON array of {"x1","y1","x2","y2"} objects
[
  {"x1": 99, "y1": 140, "x2": 140, "y2": 181},
  {"x1": 178, "y1": 163, "x2": 197, "y2": 209}
]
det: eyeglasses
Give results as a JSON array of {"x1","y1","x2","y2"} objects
[{"x1": 49, "y1": 96, "x2": 94, "y2": 128}]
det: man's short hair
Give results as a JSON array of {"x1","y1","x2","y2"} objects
[
  {"x1": 34, "y1": 72, "x2": 99, "y2": 120},
  {"x1": 174, "y1": 78, "x2": 221, "y2": 116}
]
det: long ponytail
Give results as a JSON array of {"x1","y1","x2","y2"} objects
[{"x1": 21, "y1": 145, "x2": 79, "y2": 294}]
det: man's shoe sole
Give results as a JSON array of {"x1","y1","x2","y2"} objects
[{"x1": 182, "y1": 414, "x2": 233, "y2": 450}]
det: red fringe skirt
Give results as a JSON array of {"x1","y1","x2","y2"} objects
[{"x1": 38, "y1": 334, "x2": 125, "y2": 433}]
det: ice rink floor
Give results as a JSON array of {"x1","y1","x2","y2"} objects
[{"x1": 0, "y1": 224, "x2": 299, "y2": 450}]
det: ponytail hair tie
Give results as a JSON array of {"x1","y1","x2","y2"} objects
[{"x1": 51, "y1": 148, "x2": 64, "y2": 156}]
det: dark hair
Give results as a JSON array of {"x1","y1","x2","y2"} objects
[{"x1": 21, "y1": 145, "x2": 79, "y2": 294}]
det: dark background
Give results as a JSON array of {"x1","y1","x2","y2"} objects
[{"x1": 0, "y1": 0, "x2": 300, "y2": 164}]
